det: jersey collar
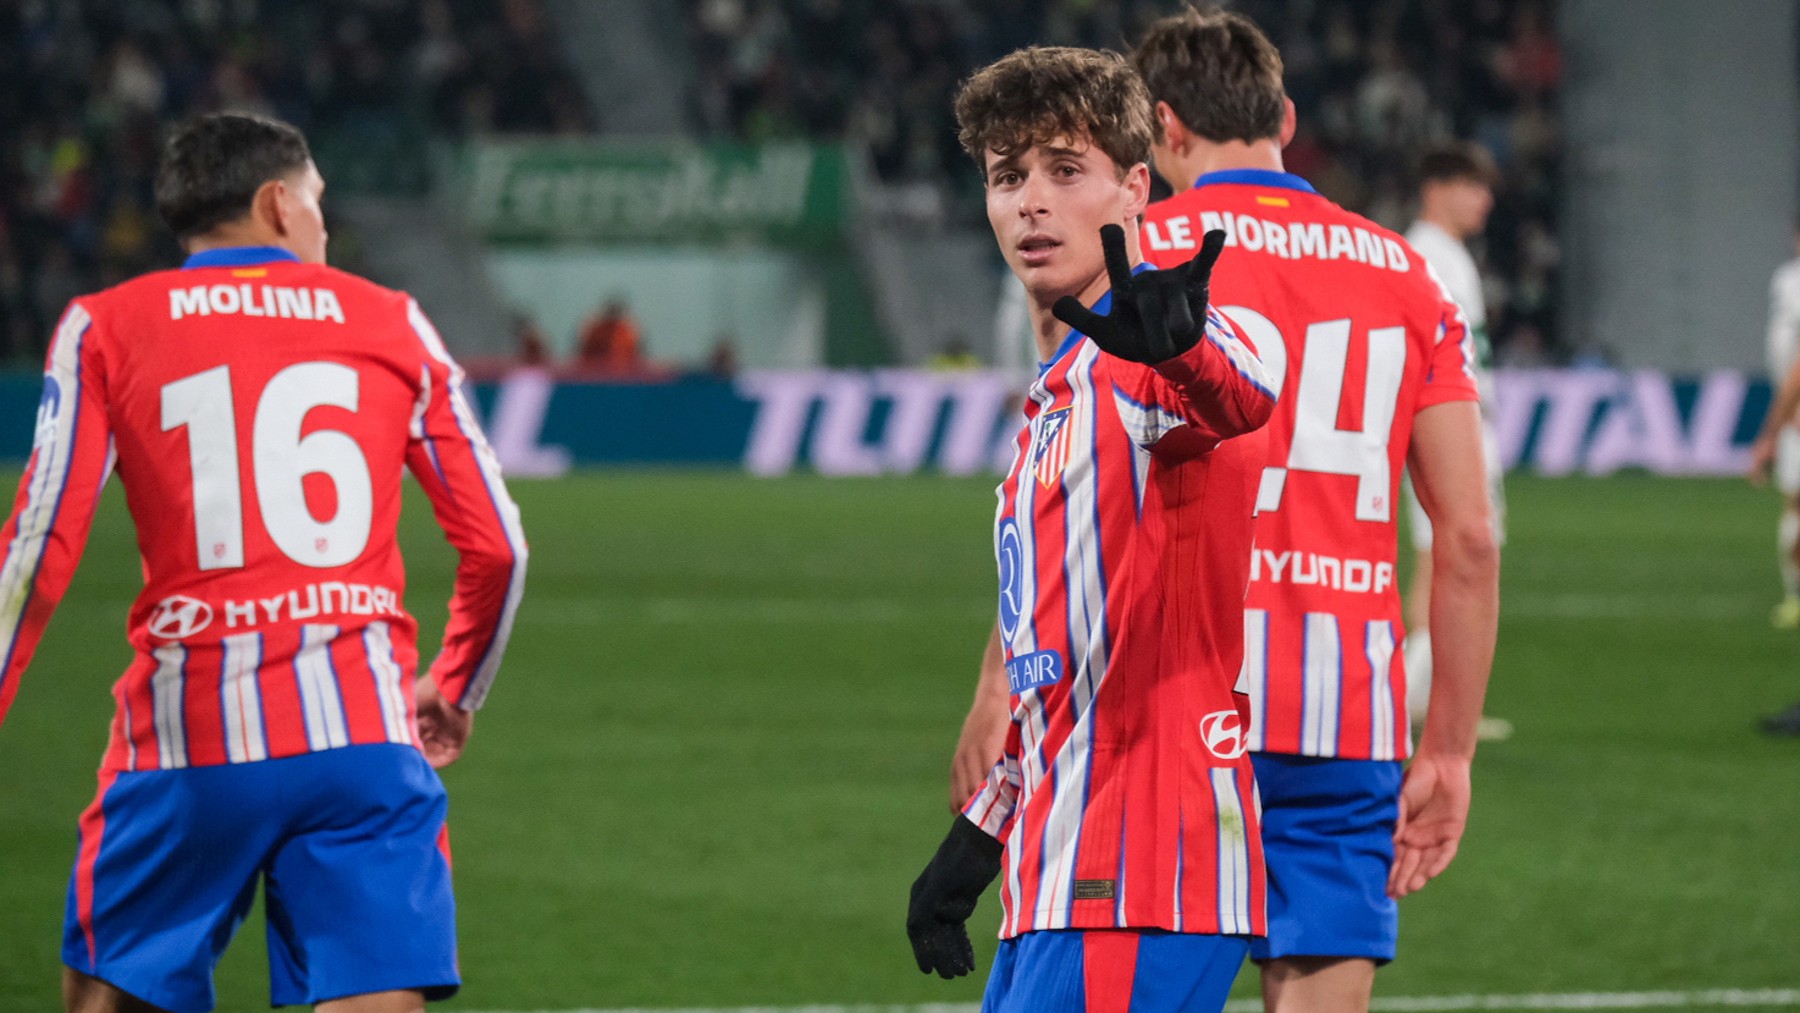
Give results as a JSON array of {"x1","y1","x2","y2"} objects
[
  {"x1": 181, "y1": 246, "x2": 303, "y2": 269},
  {"x1": 1043, "y1": 263, "x2": 1154, "y2": 373},
  {"x1": 1193, "y1": 168, "x2": 1317, "y2": 194}
]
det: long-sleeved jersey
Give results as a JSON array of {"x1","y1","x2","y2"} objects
[
  {"x1": 1142, "y1": 169, "x2": 1479, "y2": 762},
  {"x1": 0, "y1": 246, "x2": 526, "y2": 773},
  {"x1": 963, "y1": 277, "x2": 1276, "y2": 939}
]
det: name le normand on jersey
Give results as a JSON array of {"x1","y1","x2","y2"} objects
[
  {"x1": 168, "y1": 282, "x2": 348, "y2": 323},
  {"x1": 1146, "y1": 210, "x2": 1414, "y2": 274}
]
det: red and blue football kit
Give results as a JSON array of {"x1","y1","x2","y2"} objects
[
  {"x1": 0, "y1": 246, "x2": 526, "y2": 1010},
  {"x1": 962, "y1": 279, "x2": 1276, "y2": 949},
  {"x1": 1143, "y1": 168, "x2": 1479, "y2": 962}
]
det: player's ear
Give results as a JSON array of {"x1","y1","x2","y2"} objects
[
  {"x1": 1122, "y1": 161, "x2": 1151, "y2": 222},
  {"x1": 251, "y1": 177, "x2": 289, "y2": 239},
  {"x1": 1155, "y1": 101, "x2": 1187, "y2": 152},
  {"x1": 1278, "y1": 97, "x2": 1298, "y2": 148}
]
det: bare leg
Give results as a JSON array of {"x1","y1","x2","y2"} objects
[
  {"x1": 62, "y1": 969, "x2": 169, "y2": 1013},
  {"x1": 316, "y1": 991, "x2": 429, "y2": 1013},
  {"x1": 1261, "y1": 956, "x2": 1376, "y2": 1013}
]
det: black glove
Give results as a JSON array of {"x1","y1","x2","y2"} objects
[
  {"x1": 1052, "y1": 223, "x2": 1228, "y2": 365},
  {"x1": 906, "y1": 815, "x2": 1004, "y2": 979}
]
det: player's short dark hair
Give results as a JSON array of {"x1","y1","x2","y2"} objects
[
  {"x1": 955, "y1": 47, "x2": 1154, "y2": 180},
  {"x1": 155, "y1": 112, "x2": 313, "y2": 241},
  {"x1": 1416, "y1": 142, "x2": 1501, "y2": 189},
  {"x1": 1132, "y1": 7, "x2": 1286, "y2": 145}
]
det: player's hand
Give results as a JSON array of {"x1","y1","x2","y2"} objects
[
  {"x1": 415, "y1": 676, "x2": 473, "y2": 769},
  {"x1": 949, "y1": 693, "x2": 1009, "y2": 812},
  {"x1": 907, "y1": 816, "x2": 1003, "y2": 979},
  {"x1": 1748, "y1": 431, "x2": 1777, "y2": 486},
  {"x1": 1051, "y1": 224, "x2": 1227, "y2": 365},
  {"x1": 1388, "y1": 751, "x2": 1472, "y2": 898}
]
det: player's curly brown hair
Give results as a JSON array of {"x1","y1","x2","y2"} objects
[
  {"x1": 954, "y1": 46, "x2": 1154, "y2": 180},
  {"x1": 1131, "y1": 7, "x2": 1286, "y2": 145}
]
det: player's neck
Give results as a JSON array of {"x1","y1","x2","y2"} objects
[
  {"x1": 1029, "y1": 269, "x2": 1114, "y2": 362},
  {"x1": 1416, "y1": 211, "x2": 1470, "y2": 242},
  {"x1": 184, "y1": 222, "x2": 294, "y2": 257},
  {"x1": 1174, "y1": 140, "x2": 1286, "y2": 192}
]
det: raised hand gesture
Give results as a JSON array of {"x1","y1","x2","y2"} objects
[{"x1": 1051, "y1": 224, "x2": 1227, "y2": 365}]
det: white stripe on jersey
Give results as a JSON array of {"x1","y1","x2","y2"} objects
[
  {"x1": 407, "y1": 299, "x2": 527, "y2": 711},
  {"x1": 1210, "y1": 767, "x2": 1253, "y2": 935},
  {"x1": 295, "y1": 624, "x2": 350, "y2": 750},
  {"x1": 1037, "y1": 345, "x2": 1109, "y2": 930},
  {"x1": 363, "y1": 621, "x2": 414, "y2": 746},
  {"x1": 0, "y1": 305, "x2": 90, "y2": 676},
  {"x1": 1366, "y1": 621, "x2": 1398, "y2": 761},
  {"x1": 150, "y1": 644, "x2": 188, "y2": 769},
  {"x1": 1244, "y1": 609, "x2": 1269, "y2": 753},
  {"x1": 1203, "y1": 310, "x2": 1279, "y2": 401},
  {"x1": 1302, "y1": 613, "x2": 1342, "y2": 755},
  {"x1": 1111, "y1": 388, "x2": 1187, "y2": 450},
  {"x1": 220, "y1": 633, "x2": 267, "y2": 763}
]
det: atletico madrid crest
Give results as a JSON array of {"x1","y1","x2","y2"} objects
[{"x1": 1032, "y1": 406, "x2": 1075, "y2": 489}]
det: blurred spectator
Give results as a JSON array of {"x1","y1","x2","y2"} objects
[
  {"x1": 927, "y1": 334, "x2": 982, "y2": 371},
  {"x1": 686, "y1": 0, "x2": 1563, "y2": 361},
  {"x1": 513, "y1": 313, "x2": 551, "y2": 367},
  {"x1": 706, "y1": 334, "x2": 741, "y2": 378},
  {"x1": 576, "y1": 299, "x2": 645, "y2": 375},
  {"x1": 0, "y1": 0, "x2": 592, "y2": 364}
]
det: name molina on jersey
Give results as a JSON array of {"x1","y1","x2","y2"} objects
[{"x1": 169, "y1": 284, "x2": 347, "y2": 323}]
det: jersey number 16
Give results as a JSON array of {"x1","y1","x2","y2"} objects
[{"x1": 162, "y1": 362, "x2": 373, "y2": 570}]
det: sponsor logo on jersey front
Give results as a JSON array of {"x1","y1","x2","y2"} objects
[
  {"x1": 1005, "y1": 649, "x2": 1063, "y2": 694},
  {"x1": 147, "y1": 595, "x2": 213, "y2": 640},
  {"x1": 997, "y1": 517, "x2": 1024, "y2": 640},
  {"x1": 1200, "y1": 709, "x2": 1248, "y2": 760},
  {"x1": 1032, "y1": 406, "x2": 1074, "y2": 489}
]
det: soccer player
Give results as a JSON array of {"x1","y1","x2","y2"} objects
[
  {"x1": 1132, "y1": 10, "x2": 1499, "y2": 1011},
  {"x1": 1400, "y1": 143, "x2": 1511, "y2": 741},
  {"x1": 908, "y1": 46, "x2": 1277, "y2": 1011},
  {"x1": 0, "y1": 113, "x2": 527, "y2": 1013},
  {"x1": 1749, "y1": 221, "x2": 1800, "y2": 633}
]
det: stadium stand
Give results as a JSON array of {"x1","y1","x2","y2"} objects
[
  {"x1": 0, "y1": 0, "x2": 592, "y2": 363},
  {"x1": 684, "y1": 0, "x2": 1563, "y2": 362}
]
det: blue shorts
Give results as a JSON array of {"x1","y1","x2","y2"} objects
[
  {"x1": 982, "y1": 929, "x2": 1249, "y2": 1013},
  {"x1": 63, "y1": 744, "x2": 458, "y2": 1013},
  {"x1": 1249, "y1": 753, "x2": 1402, "y2": 963}
]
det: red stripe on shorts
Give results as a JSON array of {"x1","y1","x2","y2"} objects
[
  {"x1": 74, "y1": 769, "x2": 120, "y2": 969},
  {"x1": 1083, "y1": 929, "x2": 1141, "y2": 1013}
]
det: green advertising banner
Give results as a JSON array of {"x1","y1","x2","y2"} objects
[{"x1": 459, "y1": 140, "x2": 852, "y2": 246}]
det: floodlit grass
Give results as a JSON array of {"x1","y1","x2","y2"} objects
[{"x1": 0, "y1": 473, "x2": 1796, "y2": 1010}]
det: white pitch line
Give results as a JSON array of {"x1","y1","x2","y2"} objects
[{"x1": 467, "y1": 989, "x2": 1800, "y2": 1013}]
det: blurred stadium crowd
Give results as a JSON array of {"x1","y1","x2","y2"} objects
[
  {"x1": 689, "y1": 0, "x2": 1563, "y2": 365},
  {"x1": 0, "y1": 0, "x2": 591, "y2": 362},
  {"x1": 1, "y1": 0, "x2": 1561, "y2": 366}
]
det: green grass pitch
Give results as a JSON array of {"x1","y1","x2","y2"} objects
[{"x1": 1, "y1": 472, "x2": 1797, "y2": 1010}]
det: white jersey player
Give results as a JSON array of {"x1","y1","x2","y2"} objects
[
  {"x1": 1749, "y1": 224, "x2": 1800, "y2": 734},
  {"x1": 1401, "y1": 143, "x2": 1510, "y2": 740}
]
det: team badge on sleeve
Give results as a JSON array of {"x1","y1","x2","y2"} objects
[{"x1": 1032, "y1": 406, "x2": 1075, "y2": 489}]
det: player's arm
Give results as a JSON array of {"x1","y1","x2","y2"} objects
[
  {"x1": 948, "y1": 622, "x2": 1008, "y2": 812},
  {"x1": 402, "y1": 299, "x2": 528, "y2": 766},
  {"x1": 0, "y1": 303, "x2": 114, "y2": 726},
  {"x1": 1391, "y1": 396, "x2": 1499, "y2": 897},
  {"x1": 1054, "y1": 227, "x2": 1276, "y2": 443},
  {"x1": 1750, "y1": 336, "x2": 1800, "y2": 483}
]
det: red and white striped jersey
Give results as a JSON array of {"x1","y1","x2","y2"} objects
[
  {"x1": 1141, "y1": 170, "x2": 1479, "y2": 761},
  {"x1": 0, "y1": 246, "x2": 526, "y2": 774},
  {"x1": 963, "y1": 280, "x2": 1276, "y2": 939}
]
